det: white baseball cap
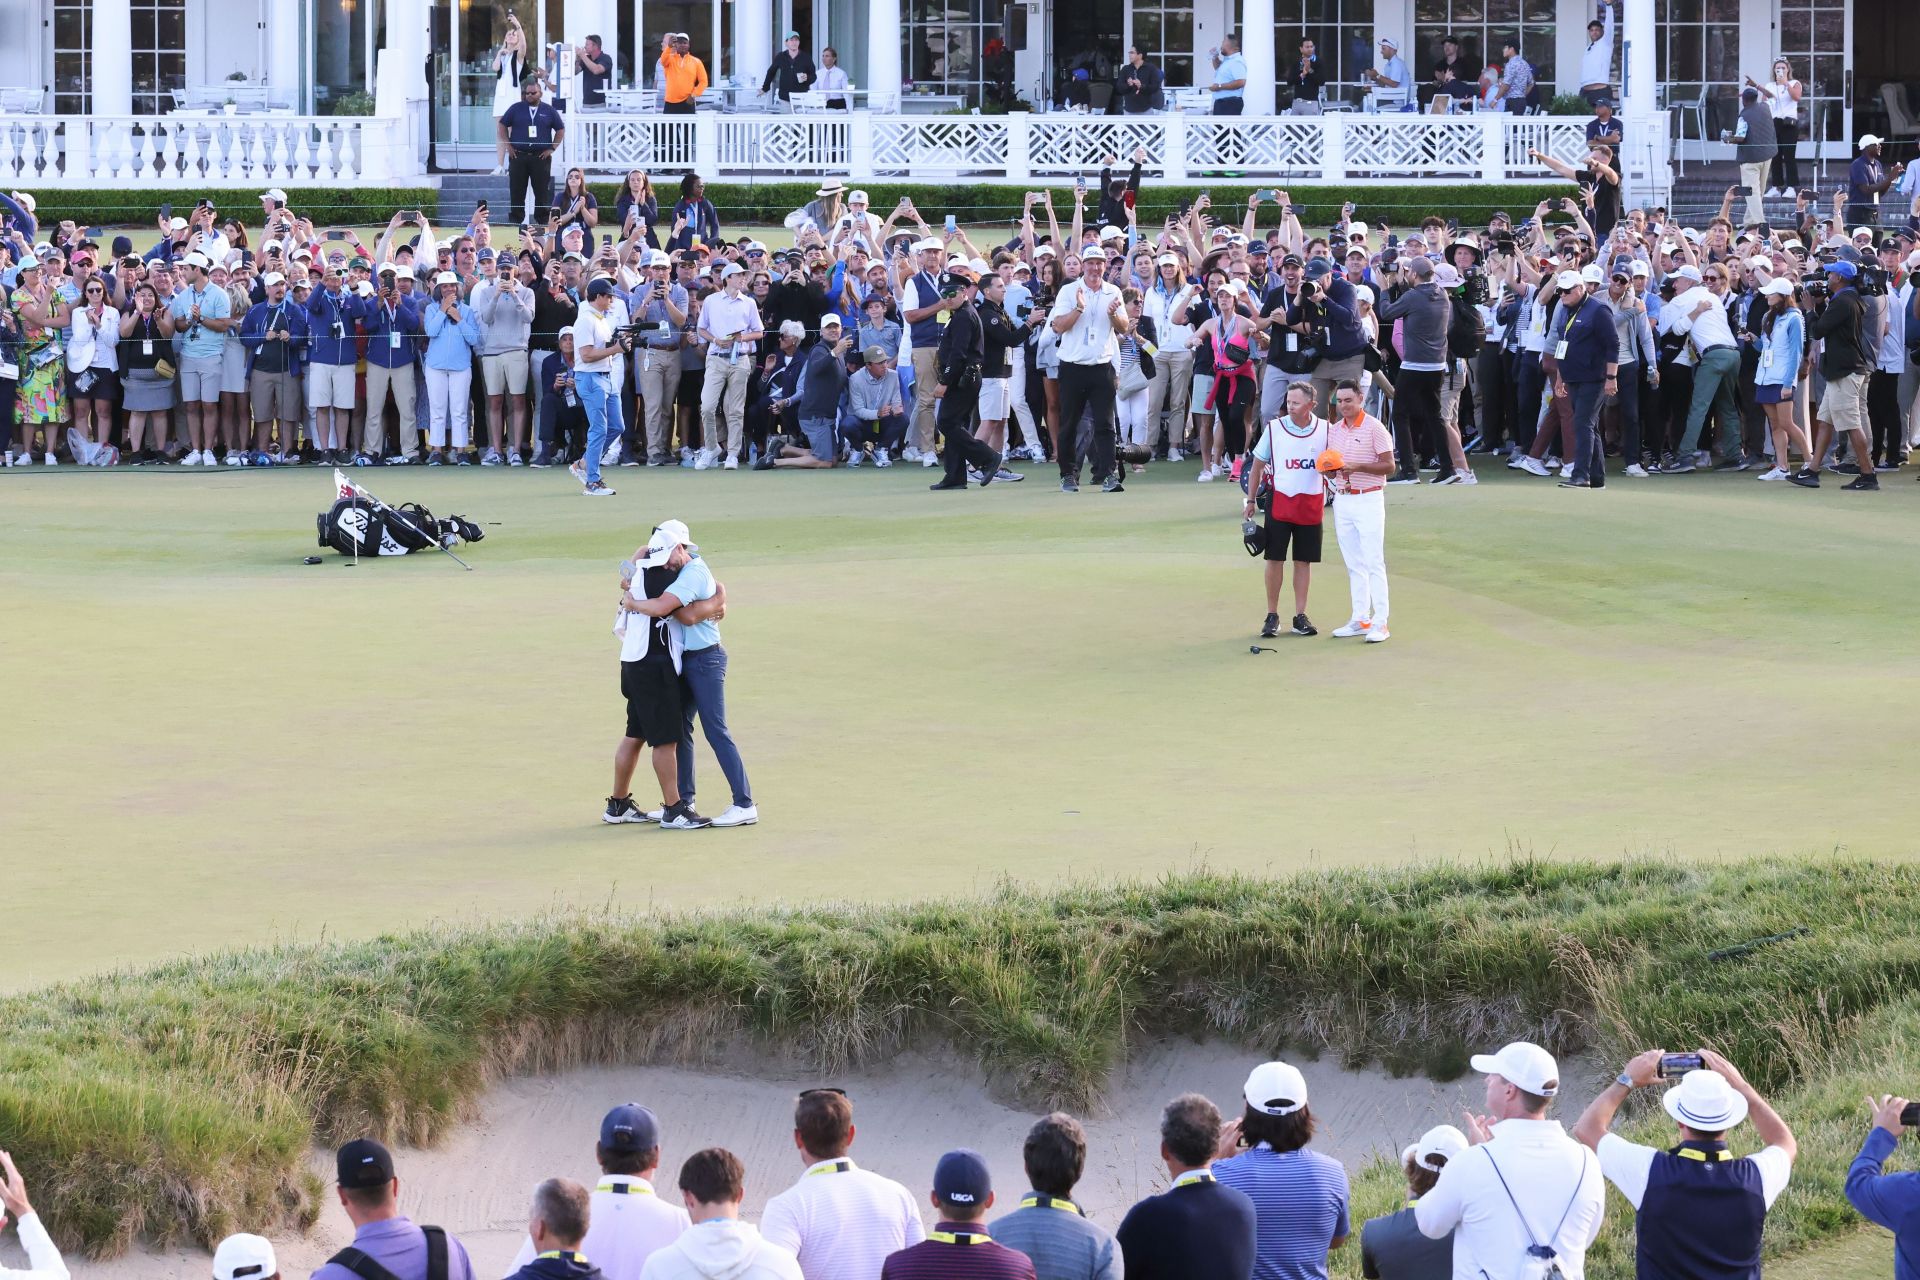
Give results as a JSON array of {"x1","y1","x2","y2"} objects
[
  {"x1": 262, "y1": 240, "x2": 285, "y2": 255},
  {"x1": 819, "y1": 313, "x2": 843, "y2": 329},
  {"x1": 1674, "y1": 264, "x2": 1703, "y2": 282},
  {"x1": 9, "y1": 190, "x2": 34, "y2": 215},
  {"x1": 1379, "y1": 35, "x2": 1399, "y2": 49},
  {"x1": 1662, "y1": 1070, "x2": 1749, "y2": 1131},
  {"x1": 1099, "y1": 225, "x2": 1125, "y2": 241},
  {"x1": 291, "y1": 245, "x2": 315, "y2": 260},
  {"x1": 261, "y1": 271, "x2": 286, "y2": 286},
  {"x1": 1080, "y1": 246, "x2": 1108, "y2": 261},
  {"x1": 169, "y1": 217, "x2": 190, "y2": 231},
  {"x1": 745, "y1": 239, "x2": 768, "y2": 254},
  {"x1": 913, "y1": 237, "x2": 944, "y2": 254},
  {"x1": 639, "y1": 519, "x2": 697, "y2": 567},
  {"x1": 1403, "y1": 1125, "x2": 1470, "y2": 1172},
  {"x1": 1580, "y1": 263, "x2": 1606, "y2": 285},
  {"x1": 1629, "y1": 259, "x2": 1651, "y2": 277},
  {"x1": 969, "y1": 257, "x2": 990, "y2": 276},
  {"x1": 1554, "y1": 269, "x2": 1583, "y2": 290},
  {"x1": 1433, "y1": 262, "x2": 1463, "y2": 287},
  {"x1": 1353, "y1": 283, "x2": 1375, "y2": 305},
  {"x1": 391, "y1": 265, "x2": 415, "y2": 280},
  {"x1": 433, "y1": 270, "x2": 459, "y2": 286},
  {"x1": 181, "y1": 252, "x2": 211, "y2": 270},
  {"x1": 719, "y1": 263, "x2": 745, "y2": 279},
  {"x1": 1859, "y1": 134, "x2": 1885, "y2": 149},
  {"x1": 1349, "y1": 221, "x2": 1370, "y2": 239},
  {"x1": 645, "y1": 249, "x2": 672, "y2": 267},
  {"x1": 1759, "y1": 276, "x2": 1796, "y2": 298},
  {"x1": 1156, "y1": 253, "x2": 1179, "y2": 267},
  {"x1": 213, "y1": 1234, "x2": 277, "y2": 1280},
  {"x1": 848, "y1": 189, "x2": 870, "y2": 204},
  {"x1": 260, "y1": 187, "x2": 288, "y2": 204},
  {"x1": 1470, "y1": 1041, "x2": 1560, "y2": 1096},
  {"x1": 1243, "y1": 1061, "x2": 1309, "y2": 1116}
]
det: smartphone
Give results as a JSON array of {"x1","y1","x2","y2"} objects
[
  {"x1": 1657, "y1": 1053, "x2": 1704, "y2": 1079},
  {"x1": 1551, "y1": 197, "x2": 1568, "y2": 213},
  {"x1": 1253, "y1": 189, "x2": 1278, "y2": 203},
  {"x1": 159, "y1": 202, "x2": 173, "y2": 222},
  {"x1": 83, "y1": 226, "x2": 103, "y2": 238},
  {"x1": 944, "y1": 214, "x2": 957, "y2": 234},
  {"x1": 324, "y1": 229, "x2": 349, "y2": 241},
  {"x1": 475, "y1": 199, "x2": 489, "y2": 213},
  {"x1": 400, "y1": 209, "x2": 423, "y2": 223},
  {"x1": 1342, "y1": 201, "x2": 1356, "y2": 217},
  {"x1": 271, "y1": 199, "x2": 285, "y2": 210},
  {"x1": 1122, "y1": 190, "x2": 1136, "y2": 211},
  {"x1": 1903, "y1": 1103, "x2": 1920, "y2": 1128}
]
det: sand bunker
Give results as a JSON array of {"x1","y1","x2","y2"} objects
[{"x1": 34, "y1": 1041, "x2": 1602, "y2": 1280}]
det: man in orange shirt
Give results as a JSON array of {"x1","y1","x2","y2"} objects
[
  {"x1": 660, "y1": 33, "x2": 708, "y2": 115},
  {"x1": 1325, "y1": 379, "x2": 1396, "y2": 643}
]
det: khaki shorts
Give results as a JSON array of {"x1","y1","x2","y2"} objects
[
  {"x1": 177, "y1": 354, "x2": 224, "y2": 404},
  {"x1": 482, "y1": 349, "x2": 531, "y2": 396},
  {"x1": 1817, "y1": 370, "x2": 1867, "y2": 433},
  {"x1": 250, "y1": 368, "x2": 303, "y2": 422},
  {"x1": 309, "y1": 361, "x2": 357, "y2": 410}
]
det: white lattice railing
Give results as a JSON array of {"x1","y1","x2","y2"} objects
[
  {"x1": 562, "y1": 110, "x2": 1604, "y2": 186},
  {"x1": 0, "y1": 114, "x2": 405, "y2": 186}
]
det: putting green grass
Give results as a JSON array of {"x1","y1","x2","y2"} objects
[{"x1": 2, "y1": 461, "x2": 1917, "y2": 988}]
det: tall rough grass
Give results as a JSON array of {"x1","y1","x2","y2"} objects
[{"x1": 4, "y1": 857, "x2": 1918, "y2": 1272}]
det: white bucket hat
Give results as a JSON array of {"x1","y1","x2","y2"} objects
[{"x1": 1662, "y1": 1070, "x2": 1749, "y2": 1131}]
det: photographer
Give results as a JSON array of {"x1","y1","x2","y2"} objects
[
  {"x1": 570, "y1": 277, "x2": 632, "y2": 495},
  {"x1": 1847, "y1": 1094, "x2": 1920, "y2": 1276},
  {"x1": 1790, "y1": 259, "x2": 1876, "y2": 489},
  {"x1": 1375, "y1": 257, "x2": 1452, "y2": 483},
  {"x1": 631, "y1": 249, "x2": 688, "y2": 466},
  {"x1": 0, "y1": 1149, "x2": 68, "y2": 1280},
  {"x1": 1573, "y1": 1049, "x2": 1795, "y2": 1280}
]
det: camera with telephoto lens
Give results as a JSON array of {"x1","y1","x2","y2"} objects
[
  {"x1": 1803, "y1": 277, "x2": 1829, "y2": 301},
  {"x1": 1461, "y1": 268, "x2": 1490, "y2": 307},
  {"x1": 1857, "y1": 264, "x2": 1889, "y2": 297},
  {"x1": 616, "y1": 318, "x2": 674, "y2": 344},
  {"x1": 1657, "y1": 1053, "x2": 1704, "y2": 1079}
]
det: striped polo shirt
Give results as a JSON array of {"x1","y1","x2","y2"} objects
[
  {"x1": 1325, "y1": 413, "x2": 1395, "y2": 494},
  {"x1": 991, "y1": 1192, "x2": 1121, "y2": 1280},
  {"x1": 759, "y1": 1156, "x2": 926, "y2": 1280},
  {"x1": 1212, "y1": 1145, "x2": 1350, "y2": 1280}
]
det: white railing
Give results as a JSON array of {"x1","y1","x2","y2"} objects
[
  {"x1": 563, "y1": 110, "x2": 1607, "y2": 185},
  {"x1": 0, "y1": 114, "x2": 408, "y2": 186}
]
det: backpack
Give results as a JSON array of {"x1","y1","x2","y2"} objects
[
  {"x1": 328, "y1": 1225, "x2": 448, "y2": 1280},
  {"x1": 1482, "y1": 1146, "x2": 1592, "y2": 1280},
  {"x1": 1447, "y1": 296, "x2": 1486, "y2": 361}
]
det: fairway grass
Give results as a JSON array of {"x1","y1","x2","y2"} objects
[{"x1": 3, "y1": 462, "x2": 1919, "y2": 987}]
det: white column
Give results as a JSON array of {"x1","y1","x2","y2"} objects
[
  {"x1": 92, "y1": 0, "x2": 134, "y2": 116},
  {"x1": 374, "y1": 0, "x2": 430, "y2": 177},
  {"x1": 268, "y1": 0, "x2": 304, "y2": 110},
  {"x1": 1006, "y1": 111, "x2": 1031, "y2": 183},
  {"x1": 1164, "y1": 111, "x2": 1188, "y2": 181},
  {"x1": 867, "y1": 0, "x2": 899, "y2": 105},
  {"x1": 1239, "y1": 0, "x2": 1275, "y2": 116},
  {"x1": 738, "y1": 0, "x2": 774, "y2": 106},
  {"x1": 1620, "y1": 0, "x2": 1653, "y2": 123}
]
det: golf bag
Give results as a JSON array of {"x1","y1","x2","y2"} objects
[{"x1": 317, "y1": 496, "x2": 483, "y2": 557}]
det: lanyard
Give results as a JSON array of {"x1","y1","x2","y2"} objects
[
  {"x1": 1673, "y1": 1145, "x2": 1733, "y2": 1163},
  {"x1": 1171, "y1": 1169, "x2": 1215, "y2": 1188},
  {"x1": 535, "y1": 1252, "x2": 588, "y2": 1265},
  {"x1": 596, "y1": 1180, "x2": 654, "y2": 1195},
  {"x1": 1020, "y1": 1194, "x2": 1083, "y2": 1215},
  {"x1": 929, "y1": 1231, "x2": 991, "y2": 1245},
  {"x1": 806, "y1": 1159, "x2": 853, "y2": 1177}
]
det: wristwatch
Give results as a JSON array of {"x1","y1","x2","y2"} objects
[{"x1": 1616, "y1": 1071, "x2": 1635, "y2": 1089}]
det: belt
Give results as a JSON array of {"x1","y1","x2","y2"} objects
[{"x1": 1697, "y1": 344, "x2": 1735, "y2": 355}]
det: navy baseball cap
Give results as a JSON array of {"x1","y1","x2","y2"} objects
[
  {"x1": 586, "y1": 277, "x2": 617, "y2": 299},
  {"x1": 933, "y1": 1149, "x2": 991, "y2": 1207},
  {"x1": 1824, "y1": 259, "x2": 1858, "y2": 279},
  {"x1": 600, "y1": 1103, "x2": 660, "y2": 1153},
  {"x1": 111, "y1": 235, "x2": 134, "y2": 257},
  {"x1": 336, "y1": 1139, "x2": 395, "y2": 1189}
]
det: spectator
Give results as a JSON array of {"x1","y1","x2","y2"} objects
[
  {"x1": 1362, "y1": 37, "x2": 1408, "y2": 111},
  {"x1": 575, "y1": 35, "x2": 612, "y2": 109},
  {"x1": 1359, "y1": 1127, "x2": 1466, "y2": 1279},
  {"x1": 760, "y1": 1089, "x2": 925, "y2": 1280},
  {"x1": 1207, "y1": 36, "x2": 1247, "y2": 116},
  {"x1": 1116, "y1": 1093, "x2": 1258, "y2": 1280},
  {"x1": 422, "y1": 270, "x2": 484, "y2": 466},
  {"x1": 1751, "y1": 276, "x2": 1810, "y2": 479},
  {"x1": 1048, "y1": 244, "x2": 1131, "y2": 493},
  {"x1": 1376, "y1": 256, "x2": 1453, "y2": 483},
  {"x1": 306, "y1": 260, "x2": 359, "y2": 464},
  {"x1": 991, "y1": 1113, "x2": 1122, "y2": 1280},
  {"x1": 670, "y1": 176, "x2": 721, "y2": 254},
  {"x1": 1586, "y1": 99, "x2": 1622, "y2": 150},
  {"x1": 1213, "y1": 1060, "x2": 1351, "y2": 1280},
  {"x1": 506, "y1": 1105, "x2": 690, "y2": 1280},
  {"x1": 475, "y1": 252, "x2": 537, "y2": 465},
  {"x1": 640, "y1": 1149, "x2": 801, "y2": 1280},
  {"x1": 1751, "y1": 59, "x2": 1804, "y2": 197},
  {"x1": 67, "y1": 272, "x2": 121, "y2": 454},
  {"x1": 118, "y1": 281, "x2": 176, "y2": 462},
  {"x1": 845, "y1": 344, "x2": 907, "y2": 465},
  {"x1": 1494, "y1": 39, "x2": 1534, "y2": 113},
  {"x1": 1848, "y1": 1093, "x2": 1920, "y2": 1280},
  {"x1": 212, "y1": 1234, "x2": 276, "y2": 1280},
  {"x1": 499, "y1": 78, "x2": 566, "y2": 227},
  {"x1": 1577, "y1": 0, "x2": 1615, "y2": 106},
  {"x1": 537, "y1": 326, "x2": 588, "y2": 466},
  {"x1": 350, "y1": 264, "x2": 423, "y2": 463},
  {"x1": 239, "y1": 271, "x2": 309, "y2": 462},
  {"x1": 0, "y1": 1150, "x2": 69, "y2": 1280},
  {"x1": 881, "y1": 1151, "x2": 1035, "y2": 1280},
  {"x1": 762, "y1": 314, "x2": 848, "y2": 469},
  {"x1": 615, "y1": 171, "x2": 661, "y2": 246},
  {"x1": 1118, "y1": 47, "x2": 1164, "y2": 114},
  {"x1": 1289, "y1": 39, "x2": 1324, "y2": 110},
  {"x1": 660, "y1": 34, "x2": 709, "y2": 115},
  {"x1": 1574, "y1": 1048, "x2": 1796, "y2": 1280},
  {"x1": 817, "y1": 48, "x2": 851, "y2": 109},
  {"x1": 1414, "y1": 1042, "x2": 1605, "y2": 1280},
  {"x1": 1793, "y1": 258, "x2": 1877, "y2": 489},
  {"x1": 1544, "y1": 264, "x2": 1617, "y2": 489},
  {"x1": 761, "y1": 31, "x2": 816, "y2": 109},
  {"x1": 490, "y1": 16, "x2": 535, "y2": 173},
  {"x1": 312, "y1": 1140, "x2": 475, "y2": 1280},
  {"x1": 1731, "y1": 89, "x2": 1778, "y2": 229},
  {"x1": 505, "y1": 1180, "x2": 597, "y2": 1280}
]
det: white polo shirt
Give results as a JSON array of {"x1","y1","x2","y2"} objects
[
  {"x1": 1414, "y1": 1119, "x2": 1605, "y2": 1280},
  {"x1": 575, "y1": 305, "x2": 619, "y2": 373},
  {"x1": 1665, "y1": 286, "x2": 1737, "y2": 351},
  {"x1": 1048, "y1": 279, "x2": 1125, "y2": 365},
  {"x1": 757, "y1": 1157, "x2": 925, "y2": 1280},
  {"x1": 0, "y1": 1211, "x2": 68, "y2": 1280},
  {"x1": 508, "y1": 1175, "x2": 691, "y2": 1280}
]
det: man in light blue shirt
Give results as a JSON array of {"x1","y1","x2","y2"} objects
[
  {"x1": 1364, "y1": 36, "x2": 1409, "y2": 111},
  {"x1": 166, "y1": 252, "x2": 234, "y2": 463},
  {"x1": 1209, "y1": 36, "x2": 1247, "y2": 115},
  {"x1": 655, "y1": 519, "x2": 756, "y2": 828}
]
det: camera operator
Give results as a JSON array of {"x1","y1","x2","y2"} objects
[
  {"x1": 1573, "y1": 1049, "x2": 1795, "y2": 1280},
  {"x1": 631, "y1": 249, "x2": 688, "y2": 466},
  {"x1": 1252, "y1": 251, "x2": 1313, "y2": 424},
  {"x1": 1847, "y1": 1093, "x2": 1920, "y2": 1276},
  {"x1": 0, "y1": 1150, "x2": 68, "y2": 1280},
  {"x1": 1790, "y1": 258, "x2": 1876, "y2": 489},
  {"x1": 1375, "y1": 257, "x2": 1453, "y2": 483}
]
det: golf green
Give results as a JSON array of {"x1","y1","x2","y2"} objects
[{"x1": 3, "y1": 459, "x2": 1915, "y2": 989}]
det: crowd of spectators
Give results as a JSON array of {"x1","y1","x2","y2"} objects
[
  {"x1": 15, "y1": 1041, "x2": 1920, "y2": 1280},
  {"x1": 3, "y1": 152, "x2": 1919, "y2": 495}
]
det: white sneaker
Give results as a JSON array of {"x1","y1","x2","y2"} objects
[
  {"x1": 1506, "y1": 452, "x2": 1527, "y2": 470},
  {"x1": 1520, "y1": 456, "x2": 1551, "y2": 477},
  {"x1": 181, "y1": 449, "x2": 199, "y2": 466},
  {"x1": 693, "y1": 448, "x2": 717, "y2": 471},
  {"x1": 1197, "y1": 467, "x2": 1215, "y2": 482},
  {"x1": 1559, "y1": 461, "x2": 1576, "y2": 477},
  {"x1": 1544, "y1": 456, "x2": 1563, "y2": 469},
  {"x1": 847, "y1": 449, "x2": 864, "y2": 468},
  {"x1": 1624, "y1": 463, "x2": 1650, "y2": 478},
  {"x1": 1332, "y1": 619, "x2": 1371, "y2": 638},
  {"x1": 601, "y1": 439, "x2": 622, "y2": 466},
  {"x1": 1364, "y1": 626, "x2": 1391, "y2": 644},
  {"x1": 44, "y1": 451, "x2": 60, "y2": 466},
  {"x1": 1167, "y1": 448, "x2": 1184, "y2": 462},
  {"x1": 1694, "y1": 450, "x2": 1711, "y2": 468},
  {"x1": 1434, "y1": 473, "x2": 1464, "y2": 485},
  {"x1": 225, "y1": 451, "x2": 243, "y2": 466},
  {"x1": 1457, "y1": 472, "x2": 1478, "y2": 484},
  {"x1": 875, "y1": 451, "x2": 892, "y2": 468},
  {"x1": 921, "y1": 453, "x2": 938, "y2": 468},
  {"x1": 722, "y1": 455, "x2": 739, "y2": 470},
  {"x1": 481, "y1": 448, "x2": 503, "y2": 466},
  {"x1": 1757, "y1": 466, "x2": 1788, "y2": 481},
  {"x1": 1782, "y1": 187, "x2": 1797, "y2": 199},
  {"x1": 1763, "y1": 187, "x2": 1781, "y2": 198},
  {"x1": 712, "y1": 803, "x2": 759, "y2": 827},
  {"x1": 902, "y1": 446, "x2": 924, "y2": 462},
  {"x1": 508, "y1": 450, "x2": 525, "y2": 467}
]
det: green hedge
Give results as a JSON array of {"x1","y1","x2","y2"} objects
[
  {"x1": 667, "y1": 181, "x2": 1575, "y2": 233},
  {"x1": 11, "y1": 187, "x2": 441, "y2": 229}
]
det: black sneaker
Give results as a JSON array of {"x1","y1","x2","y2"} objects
[
  {"x1": 602, "y1": 795, "x2": 653, "y2": 824},
  {"x1": 1841, "y1": 474, "x2": 1880, "y2": 491},
  {"x1": 1060, "y1": 477, "x2": 1079, "y2": 493},
  {"x1": 1712, "y1": 456, "x2": 1747, "y2": 472},
  {"x1": 454, "y1": 450, "x2": 474, "y2": 466},
  {"x1": 529, "y1": 450, "x2": 552, "y2": 468},
  {"x1": 1833, "y1": 461, "x2": 1861, "y2": 475},
  {"x1": 427, "y1": 449, "x2": 447, "y2": 466},
  {"x1": 1291, "y1": 613, "x2": 1317, "y2": 637},
  {"x1": 1260, "y1": 613, "x2": 1281, "y2": 638},
  {"x1": 1661, "y1": 453, "x2": 1696, "y2": 474},
  {"x1": 1787, "y1": 469, "x2": 1820, "y2": 488},
  {"x1": 1100, "y1": 475, "x2": 1124, "y2": 493},
  {"x1": 661, "y1": 802, "x2": 713, "y2": 830}
]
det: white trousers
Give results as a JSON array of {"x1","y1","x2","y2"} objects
[
  {"x1": 1117, "y1": 385, "x2": 1151, "y2": 447},
  {"x1": 425, "y1": 366, "x2": 473, "y2": 448},
  {"x1": 1007, "y1": 343, "x2": 1038, "y2": 442},
  {"x1": 1333, "y1": 487, "x2": 1389, "y2": 625}
]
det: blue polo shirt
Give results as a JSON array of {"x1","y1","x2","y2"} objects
[
  {"x1": 1214, "y1": 52, "x2": 1247, "y2": 100},
  {"x1": 167, "y1": 281, "x2": 231, "y2": 360},
  {"x1": 499, "y1": 100, "x2": 564, "y2": 152},
  {"x1": 664, "y1": 554, "x2": 720, "y2": 651},
  {"x1": 1213, "y1": 1146, "x2": 1350, "y2": 1280}
]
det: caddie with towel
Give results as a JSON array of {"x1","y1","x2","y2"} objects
[
  {"x1": 1573, "y1": 1048, "x2": 1796, "y2": 1280},
  {"x1": 311, "y1": 1140, "x2": 476, "y2": 1280}
]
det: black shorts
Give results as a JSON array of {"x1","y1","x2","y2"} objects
[
  {"x1": 621, "y1": 657, "x2": 684, "y2": 746},
  {"x1": 1264, "y1": 514, "x2": 1323, "y2": 563}
]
